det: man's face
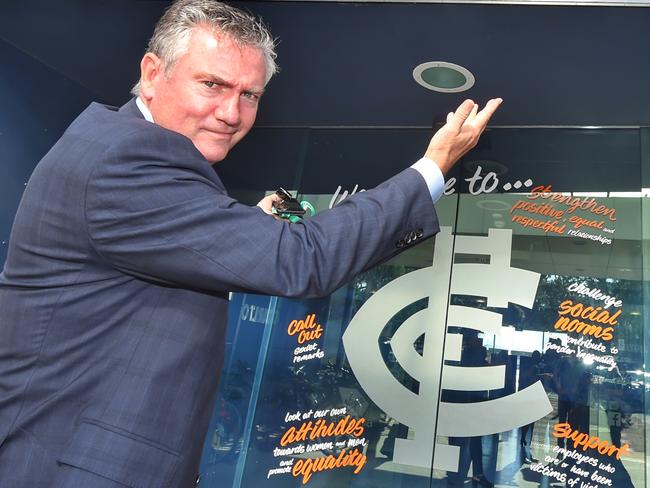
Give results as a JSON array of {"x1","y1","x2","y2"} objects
[{"x1": 144, "y1": 27, "x2": 267, "y2": 163}]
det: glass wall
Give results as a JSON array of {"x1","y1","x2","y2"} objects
[{"x1": 199, "y1": 125, "x2": 647, "y2": 487}]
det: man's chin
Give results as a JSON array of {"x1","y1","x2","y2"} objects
[{"x1": 196, "y1": 143, "x2": 230, "y2": 164}]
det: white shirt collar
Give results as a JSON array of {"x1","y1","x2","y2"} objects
[{"x1": 135, "y1": 97, "x2": 155, "y2": 123}]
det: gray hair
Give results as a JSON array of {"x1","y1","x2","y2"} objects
[{"x1": 131, "y1": 0, "x2": 278, "y2": 96}]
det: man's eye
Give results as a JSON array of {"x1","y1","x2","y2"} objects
[
  {"x1": 242, "y1": 92, "x2": 259, "y2": 101},
  {"x1": 203, "y1": 81, "x2": 217, "y2": 88}
]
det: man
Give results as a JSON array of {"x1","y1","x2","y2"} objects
[{"x1": 0, "y1": 1, "x2": 501, "y2": 486}]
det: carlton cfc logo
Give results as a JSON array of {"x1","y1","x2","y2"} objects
[{"x1": 343, "y1": 228, "x2": 552, "y2": 472}]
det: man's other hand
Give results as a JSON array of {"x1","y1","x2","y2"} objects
[
  {"x1": 257, "y1": 193, "x2": 283, "y2": 216},
  {"x1": 425, "y1": 98, "x2": 503, "y2": 175}
]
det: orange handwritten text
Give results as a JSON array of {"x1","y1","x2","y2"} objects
[
  {"x1": 281, "y1": 415, "x2": 365, "y2": 446},
  {"x1": 528, "y1": 185, "x2": 616, "y2": 221},
  {"x1": 568, "y1": 215, "x2": 605, "y2": 230},
  {"x1": 292, "y1": 448, "x2": 367, "y2": 484},
  {"x1": 287, "y1": 313, "x2": 323, "y2": 344},
  {"x1": 510, "y1": 200, "x2": 565, "y2": 219},
  {"x1": 553, "y1": 423, "x2": 630, "y2": 459},
  {"x1": 553, "y1": 299, "x2": 621, "y2": 341},
  {"x1": 511, "y1": 215, "x2": 566, "y2": 234}
]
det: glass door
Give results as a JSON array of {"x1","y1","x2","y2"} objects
[{"x1": 199, "y1": 125, "x2": 647, "y2": 488}]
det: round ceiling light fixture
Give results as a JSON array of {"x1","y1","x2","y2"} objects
[{"x1": 413, "y1": 61, "x2": 475, "y2": 93}]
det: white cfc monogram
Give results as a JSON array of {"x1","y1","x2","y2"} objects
[{"x1": 342, "y1": 228, "x2": 552, "y2": 472}]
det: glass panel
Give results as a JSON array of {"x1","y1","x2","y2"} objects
[
  {"x1": 199, "y1": 126, "x2": 648, "y2": 488},
  {"x1": 199, "y1": 293, "x2": 275, "y2": 487},
  {"x1": 234, "y1": 155, "x2": 460, "y2": 487},
  {"x1": 641, "y1": 127, "x2": 650, "y2": 488},
  {"x1": 448, "y1": 128, "x2": 644, "y2": 488}
]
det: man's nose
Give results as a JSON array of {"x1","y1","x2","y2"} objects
[{"x1": 214, "y1": 92, "x2": 240, "y2": 126}]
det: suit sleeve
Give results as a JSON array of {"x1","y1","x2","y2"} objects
[{"x1": 84, "y1": 128, "x2": 440, "y2": 298}]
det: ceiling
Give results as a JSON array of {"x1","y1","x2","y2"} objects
[{"x1": 1, "y1": 0, "x2": 650, "y2": 128}]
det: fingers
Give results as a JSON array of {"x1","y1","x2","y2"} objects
[
  {"x1": 468, "y1": 102, "x2": 479, "y2": 122},
  {"x1": 447, "y1": 99, "x2": 476, "y2": 132},
  {"x1": 260, "y1": 194, "x2": 282, "y2": 205},
  {"x1": 425, "y1": 98, "x2": 503, "y2": 174},
  {"x1": 470, "y1": 98, "x2": 503, "y2": 130},
  {"x1": 256, "y1": 194, "x2": 282, "y2": 215}
]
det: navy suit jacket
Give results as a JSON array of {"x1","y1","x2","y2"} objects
[{"x1": 0, "y1": 99, "x2": 439, "y2": 487}]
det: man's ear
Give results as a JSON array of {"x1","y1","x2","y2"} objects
[{"x1": 139, "y1": 53, "x2": 163, "y2": 101}]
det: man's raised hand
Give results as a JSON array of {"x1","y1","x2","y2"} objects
[{"x1": 425, "y1": 98, "x2": 503, "y2": 175}]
